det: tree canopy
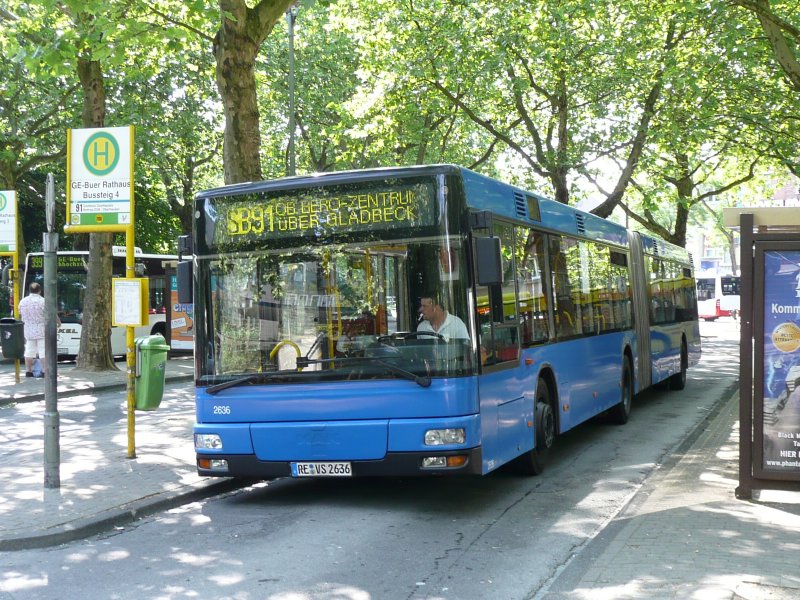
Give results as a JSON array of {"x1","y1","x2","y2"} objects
[{"x1": 1, "y1": 0, "x2": 797, "y2": 364}]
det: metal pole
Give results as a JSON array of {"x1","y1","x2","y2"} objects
[
  {"x1": 287, "y1": 5, "x2": 298, "y2": 176},
  {"x1": 12, "y1": 253, "x2": 20, "y2": 384},
  {"x1": 126, "y1": 229, "x2": 136, "y2": 459},
  {"x1": 43, "y1": 173, "x2": 60, "y2": 488},
  {"x1": 736, "y1": 212, "x2": 754, "y2": 500}
]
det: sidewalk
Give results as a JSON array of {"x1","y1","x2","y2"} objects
[
  {"x1": 539, "y1": 390, "x2": 800, "y2": 600},
  {"x1": 0, "y1": 357, "x2": 242, "y2": 550}
]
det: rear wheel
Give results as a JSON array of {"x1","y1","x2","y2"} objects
[
  {"x1": 668, "y1": 341, "x2": 688, "y2": 391},
  {"x1": 608, "y1": 359, "x2": 633, "y2": 424},
  {"x1": 516, "y1": 377, "x2": 556, "y2": 476}
]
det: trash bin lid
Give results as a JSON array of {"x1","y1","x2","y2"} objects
[{"x1": 136, "y1": 334, "x2": 170, "y2": 350}]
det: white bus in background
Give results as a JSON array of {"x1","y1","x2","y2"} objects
[
  {"x1": 696, "y1": 274, "x2": 740, "y2": 321},
  {"x1": 22, "y1": 247, "x2": 193, "y2": 358}
]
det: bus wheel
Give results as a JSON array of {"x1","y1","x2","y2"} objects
[
  {"x1": 516, "y1": 377, "x2": 555, "y2": 476},
  {"x1": 669, "y1": 342, "x2": 688, "y2": 391},
  {"x1": 609, "y1": 359, "x2": 633, "y2": 425}
]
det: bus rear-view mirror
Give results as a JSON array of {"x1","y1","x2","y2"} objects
[
  {"x1": 177, "y1": 260, "x2": 193, "y2": 304},
  {"x1": 476, "y1": 237, "x2": 502, "y2": 286}
]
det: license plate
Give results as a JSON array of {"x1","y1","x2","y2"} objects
[
  {"x1": 291, "y1": 462, "x2": 352, "y2": 477},
  {"x1": 57, "y1": 347, "x2": 68, "y2": 355}
]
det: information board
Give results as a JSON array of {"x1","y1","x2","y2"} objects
[
  {"x1": 112, "y1": 277, "x2": 148, "y2": 327},
  {"x1": 0, "y1": 190, "x2": 18, "y2": 252},
  {"x1": 67, "y1": 126, "x2": 134, "y2": 232}
]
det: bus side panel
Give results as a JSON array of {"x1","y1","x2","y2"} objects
[
  {"x1": 478, "y1": 332, "x2": 632, "y2": 456},
  {"x1": 108, "y1": 315, "x2": 167, "y2": 356},
  {"x1": 528, "y1": 332, "x2": 630, "y2": 433},
  {"x1": 689, "y1": 323, "x2": 702, "y2": 368},
  {"x1": 477, "y1": 366, "x2": 534, "y2": 473},
  {"x1": 648, "y1": 323, "x2": 681, "y2": 384},
  {"x1": 648, "y1": 321, "x2": 701, "y2": 386}
]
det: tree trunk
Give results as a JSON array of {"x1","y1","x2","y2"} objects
[
  {"x1": 75, "y1": 55, "x2": 116, "y2": 371},
  {"x1": 76, "y1": 231, "x2": 116, "y2": 370},
  {"x1": 213, "y1": 0, "x2": 295, "y2": 184}
]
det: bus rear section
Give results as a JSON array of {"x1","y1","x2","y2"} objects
[{"x1": 696, "y1": 275, "x2": 740, "y2": 321}]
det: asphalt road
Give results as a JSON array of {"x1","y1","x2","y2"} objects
[{"x1": 0, "y1": 319, "x2": 740, "y2": 600}]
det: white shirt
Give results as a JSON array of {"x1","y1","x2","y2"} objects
[
  {"x1": 18, "y1": 293, "x2": 46, "y2": 340},
  {"x1": 418, "y1": 312, "x2": 470, "y2": 341}
]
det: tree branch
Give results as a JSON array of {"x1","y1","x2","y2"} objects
[{"x1": 139, "y1": 1, "x2": 215, "y2": 42}]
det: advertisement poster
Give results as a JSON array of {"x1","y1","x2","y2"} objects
[
  {"x1": 170, "y1": 274, "x2": 194, "y2": 351},
  {"x1": 761, "y1": 250, "x2": 800, "y2": 474}
]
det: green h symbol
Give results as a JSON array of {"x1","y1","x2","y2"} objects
[
  {"x1": 92, "y1": 139, "x2": 111, "y2": 168},
  {"x1": 83, "y1": 131, "x2": 120, "y2": 176}
]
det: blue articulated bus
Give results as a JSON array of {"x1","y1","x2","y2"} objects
[{"x1": 178, "y1": 164, "x2": 700, "y2": 478}]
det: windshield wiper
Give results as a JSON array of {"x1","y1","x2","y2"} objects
[
  {"x1": 204, "y1": 372, "x2": 293, "y2": 395},
  {"x1": 296, "y1": 356, "x2": 431, "y2": 388}
]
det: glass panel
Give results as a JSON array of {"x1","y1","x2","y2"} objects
[
  {"x1": 721, "y1": 276, "x2": 740, "y2": 296},
  {"x1": 198, "y1": 237, "x2": 476, "y2": 384},
  {"x1": 477, "y1": 224, "x2": 519, "y2": 365},
  {"x1": 497, "y1": 222, "x2": 517, "y2": 322},
  {"x1": 610, "y1": 253, "x2": 633, "y2": 329},
  {"x1": 696, "y1": 278, "x2": 714, "y2": 301},
  {"x1": 551, "y1": 236, "x2": 581, "y2": 337},
  {"x1": 515, "y1": 227, "x2": 549, "y2": 345},
  {"x1": 31, "y1": 271, "x2": 85, "y2": 324}
]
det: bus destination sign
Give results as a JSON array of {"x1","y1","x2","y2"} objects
[
  {"x1": 29, "y1": 255, "x2": 87, "y2": 270},
  {"x1": 216, "y1": 184, "x2": 434, "y2": 244}
]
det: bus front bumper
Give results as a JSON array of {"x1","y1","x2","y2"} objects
[{"x1": 196, "y1": 447, "x2": 484, "y2": 478}]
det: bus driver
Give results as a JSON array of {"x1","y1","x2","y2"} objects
[{"x1": 417, "y1": 294, "x2": 469, "y2": 342}]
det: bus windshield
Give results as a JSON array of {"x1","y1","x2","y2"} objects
[
  {"x1": 195, "y1": 172, "x2": 478, "y2": 385},
  {"x1": 197, "y1": 239, "x2": 477, "y2": 385}
]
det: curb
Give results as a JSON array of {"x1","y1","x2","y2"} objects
[
  {"x1": 0, "y1": 477, "x2": 253, "y2": 551},
  {"x1": 0, "y1": 374, "x2": 194, "y2": 406}
]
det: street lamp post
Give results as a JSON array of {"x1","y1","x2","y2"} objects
[{"x1": 287, "y1": 4, "x2": 299, "y2": 177}]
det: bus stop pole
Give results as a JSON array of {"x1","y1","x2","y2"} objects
[
  {"x1": 43, "y1": 173, "x2": 60, "y2": 488},
  {"x1": 12, "y1": 252, "x2": 20, "y2": 384},
  {"x1": 126, "y1": 225, "x2": 136, "y2": 459}
]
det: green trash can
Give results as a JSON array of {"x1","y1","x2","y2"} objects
[
  {"x1": 0, "y1": 318, "x2": 25, "y2": 360},
  {"x1": 135, "y1": 334, "x2": 171, "y2": 411}
]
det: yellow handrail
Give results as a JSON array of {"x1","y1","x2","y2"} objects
[{"x1": 270, "y1": 339, "x2": 302, "y2": 371}]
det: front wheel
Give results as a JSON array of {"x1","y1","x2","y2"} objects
[{"x1": 516, "y1": 377, "x2": 556, "y2": 476}]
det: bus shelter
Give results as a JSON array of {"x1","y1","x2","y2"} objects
[{"x1": 724, "y1": 208, "x2": 800, "y2": 499}]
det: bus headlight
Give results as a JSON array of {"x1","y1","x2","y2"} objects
[
  {"x1": 195, "y1": 433, "x2": 223, "y2": 450},
  {"x1": 424, "y1": 428, "x2": 466, "y2": 446}
]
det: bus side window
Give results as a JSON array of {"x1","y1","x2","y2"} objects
[
  {"x1": 550, "y1": 236, "x2": 580, "y2": 338},
  {"x1": 515, "y1": 226, "x2": 549, "y2": 345},
  {"x1": 476, "y1": 223, "x2": 520, "y2": 365}
]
